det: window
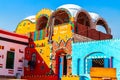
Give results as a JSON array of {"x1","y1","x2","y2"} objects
[
  {"x1": 92, "y1": 58, "x2": 104, "y2": 67},
  {"x1": 32, "y1": 53, "x2": 36, "y2": 61},
  {"x1": 6, "y1": 51, "x2": 15, "y2": 69},
  {"x1": 28, "y1": 53, "x2": 36, "y2": 70}
]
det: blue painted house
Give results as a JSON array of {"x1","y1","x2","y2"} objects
[{"x1": 72, "y1": 39, "x2": 120, "y2": 80}]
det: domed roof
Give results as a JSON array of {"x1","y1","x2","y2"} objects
[
  {"x1": 57, "y1": 4, "x2": 83, "y2": 17},
  {"x1": 58, "y1": 4, "x2": 82, "y2": 10},
  {"x1": 89, "y1": 12, "x2": 102, "y2": 22},
  {"x1": 24, "y1": 15, "x2": 35, "y2": 22}
]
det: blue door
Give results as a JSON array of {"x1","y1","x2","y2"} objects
[
  {"x1": 87, "y1": 59, "x2": 92, "y2": 74},
  {"x1": 104, "y1": 58, "x2": 109, "y2": 68},
  {"x1": 59, "y1": 56, "x2": 63, "y2": 78}
]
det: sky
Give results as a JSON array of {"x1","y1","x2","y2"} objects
[{"x1": 0, "y1": 0, "x2": 120, "y2": 38}]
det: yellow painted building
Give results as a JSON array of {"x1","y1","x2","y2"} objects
[
  {"x1": 34, "y1": 39, "x2": 51, "y2": 67},
  {"x1": 33, "y1": 8, "x2": 52, "y2": 68},
  {"x1": 19, "y1": 4, "x2": 117, "y2": 80},
  {"x1": 62, "y1": 75, "x2": 79, "y2": 80},
  {"x1": 15, "y1": 16, "x2": 36, "y2": 36},
  {"x1": 52, "y1": 23, "x2": 72, "y2": 43}
]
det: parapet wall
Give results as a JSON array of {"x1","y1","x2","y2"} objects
[
  {"x1": 61, "y1": 75, "x2": 80, "y2": 80},
  {"x1": 22, "y1": 75, "x2": 58, "y2": 80}
]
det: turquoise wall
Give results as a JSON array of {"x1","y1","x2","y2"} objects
[{"x1": 72, "y1": 39, "x2": 120, "y2": 80}]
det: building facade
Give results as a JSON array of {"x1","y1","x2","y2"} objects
[
  {"x1": 72, "y1": 39, "x2": 120, "y2": 79},
  {"x1": 0, "y1": 29, "x2": 28, "y2": 78},
  {"x1": 19, "y1": 4, "x2": 115, "y2": 80}
]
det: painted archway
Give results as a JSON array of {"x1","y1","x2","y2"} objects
[
  {"x1": 36, "y1": 15, "x2": 48, "y2": 30},
  {"x1": 89, "y1": 12, "x2": 111, "y2": 34},
  {"x1": 55, "y1": 49, "x2": 67, "y2": 78},
  {"x1": 51, "y1": 39, "x2": 72, "y2": 77},
  {"x1": 74, "y1": 10, "x2": 93, "y2": 35},
  {"x1": 75, "y1": 10, "x2": 93, "y2": 28},
  {"x1": 35, "y1": 8, "x2": 52, "y2": 40},
  {"x1": 95, "y1": 18, "x2": 111, "y2": 34},
  {"x1": 84, "y1": 52, "x2": 112, "y2": 74},
  {"x1": 48, "y1": 8, "x2": 71, "y2": 26},
  {"x1": 48, "y1": 8, "x2": 72, "y2": 42}
]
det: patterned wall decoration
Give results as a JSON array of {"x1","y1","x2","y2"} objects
[
  {"x1": 36, "y1": 8, "x2": 52, "y2": 20},
  {"x1": 22, "y1": 4, "x2": 115, "y2": 80},
  {"x1": 52, "y1": 23, "x2": 72, "y2": 43},
  {"x1": 34, "y1": 39, "x2": 51, "y2": 67},
  {"x1": 15, "y1": 20, "x2": 36, "y2": 36},
  {"x1": 30, "y1": 29, "x2": 47, "y2": 41},
  {"x1": 51, "y1": 39, "x2": 72, "y2": 75}
]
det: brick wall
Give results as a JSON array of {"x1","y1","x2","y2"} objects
[
  {"x1": 74, "y1": 23, "x2": 112, "y2": 40},
  {"x1": 73, "y1": 33, "x2": 93, "y2": 42},
  {"x1": 52, "y1": 39, "x2": 72, "y2": 75}
]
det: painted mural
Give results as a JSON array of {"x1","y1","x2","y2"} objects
[
  {"x1": 15, "y1": 16, "x2": 36, "y2": 36},
  {"x1": 22, "y1": 4, "x2": 115, "y2": 80},
  {"x1": 0, "y1": 4, "x2": 119, "y2": 80}
]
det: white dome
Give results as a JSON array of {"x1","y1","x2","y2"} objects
[
  {"x1": 58, "y1": 4, "x2": 82, "y2": 10},
  {"x1": 57, "y1": 4, "x2": 83, "y2": 17},
  {"x1": 24, "y1": 15, "x2": 35, "y2": 22},
  {"x1": 89, "y1": 12, "x2": 101, "y2": 22}
]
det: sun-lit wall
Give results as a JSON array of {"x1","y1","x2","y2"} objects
[
  {"x1": 61, "y1": 75, "x2": 79, "y2": 80},
  {"x1": 72, "y1": 39, "x2": 120, "y2": 79},
  {"x1": 90, "y1": 67, "x2": 117, "y2": 80},
  {"x1": 22, "y1": 4, "x2": 114, "y2": 80},
  {"x1": 0, "y1": 29, "x2": 28, "y2": 77},
  {"x1": 15, "y1": 19, "x2": 36, "y2": 36}
]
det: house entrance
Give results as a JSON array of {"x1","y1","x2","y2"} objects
[{"x1": 58, "y1": 53, "x2": 67, "y2": 78}]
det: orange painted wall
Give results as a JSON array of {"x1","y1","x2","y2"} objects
[{"x1": 90, "y1": 67, "x2": 117, "y2": 80}]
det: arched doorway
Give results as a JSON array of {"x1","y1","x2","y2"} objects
[{"x1": 55, "y1": 49, "x2": 67, "y2": 78}]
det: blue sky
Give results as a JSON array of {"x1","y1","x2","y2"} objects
[{"x1": 0, "y1": 0, "x2": 120, "y2": 38}]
